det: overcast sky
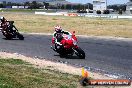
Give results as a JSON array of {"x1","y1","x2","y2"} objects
[{"x1": 67, "y1": 0, "x2": 129, "y2": 5}]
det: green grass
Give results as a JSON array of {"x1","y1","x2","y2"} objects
[
  {"x1": 0, "y1": 58, "x2": 30, "y2": 65},
  {"x1": 0, "y1": 13, "x2": 132, "y2": 38},
  {"x1": 0, "y1": 58, "x2": 80, "y2": 88},
  {"x1": 0, "y1": 58, "x2": 123, "y2": 88}
]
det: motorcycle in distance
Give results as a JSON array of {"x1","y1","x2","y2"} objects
[
  {"x1": 1, "y1": 21, "x2": 24, "y2": 40},
  {"x1": 51, "y1": 31, "x2": 85, "y2": 59}
]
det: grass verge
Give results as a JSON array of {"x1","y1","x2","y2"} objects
[
  {"x1": 0, "y1": 13, "x2": 132, "y2": 38},
  {"x1": 0, "y1": 58, "x2": 80, "y2": 88}
]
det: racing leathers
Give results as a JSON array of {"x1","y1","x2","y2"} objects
[{"x1": 51, "y1": 30, "x2": 72, "y2": 50}]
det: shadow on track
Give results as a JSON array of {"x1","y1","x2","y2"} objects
[
  {"x1": 54, "y1": 54, "x2": 84, "y2": 59},
  {"x1": 2, "y1": 38, "x2": 24, "y2": 40}
]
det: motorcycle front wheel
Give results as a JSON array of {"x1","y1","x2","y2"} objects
[
  {"x1": 17, "y1": 33, "x2": 24, "y2": 40},
  {"x1": 74, "y1": 47, "x2": 85, "y2": 59}
]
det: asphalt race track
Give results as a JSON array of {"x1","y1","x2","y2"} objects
[{"x1": 0, "y1": 33, "x2": 132, "y2": 79}]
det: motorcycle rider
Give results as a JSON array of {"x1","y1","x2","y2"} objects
[
  {"x1": 0, "y1": 16, "x2": 15, "y2": 34},
  {"x1": 51, "y1": 25, "x2": 72, "y2": 50},
  {"x1": 0, "y1": 17, "x2": 8, "y2": 31}
]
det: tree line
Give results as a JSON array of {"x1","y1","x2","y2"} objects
[
  {"x1": 107, "y1": 4, "x2": 127, "y2": 12},
  {"x1": 0, "y1": 1, "x2": 93, "y2": 10},
  {"x1": 0, "y1": 1, "x2": 127, "y2": 12}
]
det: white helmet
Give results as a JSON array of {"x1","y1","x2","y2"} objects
[
  {"x1": 0, "y1": 17, "x2": 4, "y2": 20},
  {"x1": 54, "y1": 25, "x2": 62, "y2": 33},
  {"x1": 0, "y1": 17, "x2": 5, "y2": 22}
]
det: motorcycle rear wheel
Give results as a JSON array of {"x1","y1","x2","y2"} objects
[
  {"x1": 2, "y1": 31, "x2": 12, "y2": 40},
  {"x1": 5, "y1": 35, "x2": 12, "y2": 40}
]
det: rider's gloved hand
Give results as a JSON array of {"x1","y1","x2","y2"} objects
[{"x1": 56, "y1": 42, "x2": 62, "y2": 46}]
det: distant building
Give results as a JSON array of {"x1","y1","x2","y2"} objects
[
  {"x1": 93, "y1": 0, "x2": 107, "y2": 13},
  {"x1": 126, "y1": 1, "x2": 132, "y2": 14},
  {"x1": 12, "y1": 6, "x2": 19, "y2": 9}
]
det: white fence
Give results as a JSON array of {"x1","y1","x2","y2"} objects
[
  {"x1": 35, "y1": 12, "x2": 64, "y2": 16},
  {"x1": 35, "y1": 12, "x2": 132, "y2": 19},
  {"x1": 85, "y1": 14, "x2": 132, "y2": 19}
]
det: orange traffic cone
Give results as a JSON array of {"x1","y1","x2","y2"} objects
[{"x1": 82, "y1": 67, "x2": 89, "y2": 78}]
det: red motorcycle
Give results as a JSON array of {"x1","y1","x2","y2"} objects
[{"x1": 51, "y1": 31, "x2": 85, "y2": 59}]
